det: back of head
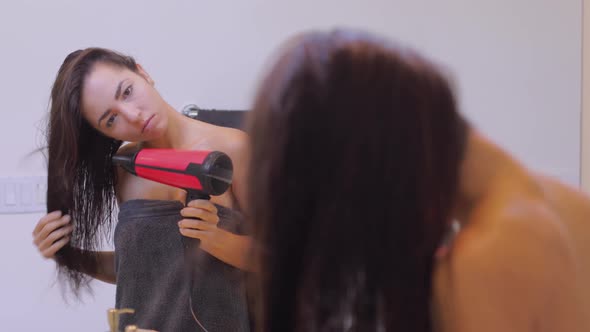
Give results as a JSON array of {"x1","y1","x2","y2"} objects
[
  {"x1": 247, "y1": 29, "x2": 469, "y2": 331},
  {"x1": 46, "y1": 47, "x2": 138, "y2": 295}
]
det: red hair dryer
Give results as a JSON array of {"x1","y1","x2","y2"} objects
[
  {"x1": 112, "y1": 148, "x2": 233, "y2": 203},
  {"x1": 113, "y1": 148, "x2": 234, "y2": 267}
]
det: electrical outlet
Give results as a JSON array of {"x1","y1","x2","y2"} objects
[{"x1": 0, "y1": 176, "x2": 47, "y2": 214}]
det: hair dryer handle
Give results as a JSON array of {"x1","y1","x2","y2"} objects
[
  {"x1": 185, "y1": 189, "x2": 210, "y2": 206},
  {"x1": 182, "y1": 189, "x2": 209, "y2": 258}
]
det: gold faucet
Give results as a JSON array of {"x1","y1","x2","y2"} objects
[{"x1": 107, "y1": 308, "x2": 135, "y2": 332}]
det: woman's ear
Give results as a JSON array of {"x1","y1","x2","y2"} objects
[{"x1": 136, "y1": 63, "x2": 155, "y2": 85}]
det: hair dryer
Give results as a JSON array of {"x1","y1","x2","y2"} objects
[
  {"x1": 112, "y1": 148, "x2": 233, "y2": 203},
  {"x1": 112, "y1": 147, "x2": 234, "y2": 249}
]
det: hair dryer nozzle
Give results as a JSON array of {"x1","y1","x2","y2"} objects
[
  {"x1": 112, "y1": 151, "x2": 138, "y2": 175},
  {"x1": 197, "y1": 151, "x2": 233, "y2": 196}
]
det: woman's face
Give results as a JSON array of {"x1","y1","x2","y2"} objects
[{"x1": 81, "y1": 62, "x2": 168, "y2": 142}]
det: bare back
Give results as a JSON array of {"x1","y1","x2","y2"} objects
[
  {"x1": 536, "y1": 175, "x2": 590, "y2": 320},
  {"x1": 433, "y1": 173, "x2": 590, "y2": 332}
]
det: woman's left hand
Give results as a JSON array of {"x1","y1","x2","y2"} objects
[
  {"x1": 178, "y1": 199, "x2": 222, "y2": 250},
  {"x1": 178, "y1": 199, "x2": 253, "y2": 271}
]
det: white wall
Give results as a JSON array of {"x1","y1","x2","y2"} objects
[{"x1": 0, "y1": 0, "x2": 582, "y2": 331}]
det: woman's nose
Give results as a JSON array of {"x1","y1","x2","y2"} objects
[{"x1": 118, "y1": 106, "x2": 143, "y2": 123}]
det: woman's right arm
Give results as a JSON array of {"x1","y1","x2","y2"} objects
[{"x1": 32, "y1": 211, "x2": 116, "y2": 284}]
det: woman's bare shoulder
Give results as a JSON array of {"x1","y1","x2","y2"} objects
[
  {"x1": 194, "y1": 124, "x2": 248, "y2": 157},
  {"x1": 436, "y1": 198, "x2": 579, "y2": 331},
  {"x1": 454, "y1": 197, "x2": 572, "y2": 270},
  {"x1": 535, "y1": 173, "x2": 590, "y2": 213}
]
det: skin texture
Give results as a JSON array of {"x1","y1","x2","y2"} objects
[{"x1": 433, "y1": 132, "x2": 590, "y2": 332}]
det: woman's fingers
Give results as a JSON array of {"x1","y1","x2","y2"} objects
[
  {"x1": 179, "y1": 200, "x2": 223, "y2": 242},
  {"x1": 39, "y1": 214, "x2": 71, "y2": 239},
  {"x1": 178, "y1": 219, "x2": 217, "y2": 232},
  {"x1": 186, "y1": 199, "x2": 218, "y2": 214},
  {"x1": 39, "y1": 224, "x2": 73, "y2": 250},
  {"x1": 180, "y1": 207, "x2": 219, "y2": 224},
  {"x1": 178, "y1": 227, "x2": 206, "y2": 240},
  {"x1": 35, "y1": 215, "x2": 71, "y2": 246},
  {"x1": 33, "y1": 210, "x2": 62, "y2": 236},
  {"x1": 42, "y1": 236, "x2": 71, "y2": 258}
]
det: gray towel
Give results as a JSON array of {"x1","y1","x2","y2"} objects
[{"x1": 114, "y1": 199, "x2": 250, "y2": 332}]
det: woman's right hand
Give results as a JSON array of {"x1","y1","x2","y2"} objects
[{"x1": 32, "y1": 210, "x2": 73, "y2": 259}]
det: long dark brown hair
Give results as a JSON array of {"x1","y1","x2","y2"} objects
[
  {"x1": 46, "y1": 48, "x2": 138, "y2": 295},
  {"x1": 246, "y1": 30, "x2": 469, "y2": 331}
]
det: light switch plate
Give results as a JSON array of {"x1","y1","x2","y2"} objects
[{"x1": 0, "y1": 176, "x2": 47, "y2": 214}]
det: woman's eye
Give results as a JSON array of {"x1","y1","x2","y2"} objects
[
  {"x1": 106, "y1": 114, "x2": 117, "y2": 128},
  {"x1": 123, "y1": 85, "x2": 133, "y2": 98}
]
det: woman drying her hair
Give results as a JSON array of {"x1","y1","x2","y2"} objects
[{"x1": 32, "y1": 48, "x2": 252, "y2": 331}]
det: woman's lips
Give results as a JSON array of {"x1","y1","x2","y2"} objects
[{"x1": 142, "y1": 114, "x2": 155, "y2": 133}]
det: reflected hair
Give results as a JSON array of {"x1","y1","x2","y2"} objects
[
  {"x1": 46, "y1": 48, "x2": 138, "y2": 296},
  {"x1": 247, "y1": 29, "x2": 469, "y2": 331}
]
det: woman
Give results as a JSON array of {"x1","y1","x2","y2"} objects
[
  {"x1": 245, "y1": 30, "x2": 590, "y2": 331},
  {"x1": 32, "y1": 48, "x2": 252, "y2": 331}
]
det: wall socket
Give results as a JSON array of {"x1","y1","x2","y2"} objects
[{"x1": 0, "y1": 176, "x2": 47, "y2": 214}]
